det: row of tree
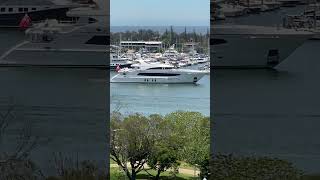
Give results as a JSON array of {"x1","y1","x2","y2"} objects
[
  {"x1": 110, "y1": 27, "x2": 210, "y2": 53},
  {"x1": 110, "y1": 111, "x2": 210, "y2": 180}
]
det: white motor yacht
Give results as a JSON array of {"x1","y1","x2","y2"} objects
[
  {"x1": 111, "y1": 60, "x2": 207, "y2": 84},
  {"x1": 0, "y1": 21, "x2": 108, "y2": 68}
]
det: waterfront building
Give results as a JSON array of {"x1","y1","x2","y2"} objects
[{"x1": 120, "y1": 41, "x2": 163, "y2": 52}]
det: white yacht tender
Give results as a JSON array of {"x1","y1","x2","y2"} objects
[
  {"x1": 110, "y1": 52, "x2": 132, "y2": 69},
  {"x1": 111, "y1": 60, "x2": 207, "y2": 84}
]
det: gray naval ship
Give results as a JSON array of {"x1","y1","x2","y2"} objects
[{"x1": 211, "y1": 25, "x2": 314, "y2": 69}]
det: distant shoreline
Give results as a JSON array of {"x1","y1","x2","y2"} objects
[{"x1": 110, "y1": 25, "x2": 209, "y2": 33}]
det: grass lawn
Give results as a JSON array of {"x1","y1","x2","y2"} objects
[
  {"x1": 178, "y1": 161, "x2": 199, "y2": 171},
  {"x1": 110, "y1": 158, "x2": 117, "y2": 164},
  {"x1": 110, "y1": 167, "x2": 199, "y2": 180}
]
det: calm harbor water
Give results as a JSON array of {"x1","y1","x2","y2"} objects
[
  {"x1": 213, "y1": 6, "x2": 320, "y2": 173},
  {"x1": 110, "y1": 71, "x2": 210, "y2": 116},
  {"x1": 0, "y1": 29, "x2": 108, "y2": 175}
]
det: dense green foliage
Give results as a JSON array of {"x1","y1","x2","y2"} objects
[
  {"x1": 46, "y1": 160, "x2": 107, "y2": 180},
  {"x1": 110, "y1": 111, "x2": 210, "y2": 180},
  {"x1": 209, "y1": 154, "x2": 303, "y2": 180},
  {"x1": 163, "y1": 112, "x2": 210, "y2": 179}
]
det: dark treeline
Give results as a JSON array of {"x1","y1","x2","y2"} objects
[{"x1": 111, "y1": 26, "x2": 210, "y2": 53}]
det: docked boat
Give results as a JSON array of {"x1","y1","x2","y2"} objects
[
  {"x1": 211, "y1": 25, "x2": 314, "y2": 68},
  {"x1": 238, "y1": 0, "x2": 280, "y2": 13},
  {"x1": 199, "y1": 63, "x2": 210, "y2": 75},
  {"x1": 163, "y1": 45, "x2": 182, "y2": 60},
  {"x1": 110, "y1": 53, "x2": 132, "y2": 69},
  {"x1": 178, "y1": 60, "x2": 188, "y2": 67},
  {"x1": 194, "y1": 56, "x2": 209, "y2": 64},
  {"x1": 211, "y1": 0, "x2": 226, "y2": 21},
  {"x1": 264, "y1": 0, "x2": 281, "y2": 10},
  {"x1": 212, "y1": 4, "x2": 226, "y2": 20},
  {"x1": 218, "y1": 3, "x2": 247, "y2": 17},
  {"x1": 111, "y1": 60, "x2": 207, "y2": 84},
  {"x1": 0, "y1": 0, "x2": 82, "y2": 27},
  {"x1": 214, "y1": 9, "x2": 226, "y2": 20}
]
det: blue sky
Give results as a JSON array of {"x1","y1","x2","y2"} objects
[{"x1": 110, "y1": 0, "x2": 209, "y2": 26}]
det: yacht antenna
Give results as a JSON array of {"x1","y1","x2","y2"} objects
[
  {"x1": 314, "y1": 9, "x2": 317, "y2": 29},
  {"x1": 119, "y1": 33, "x2": 122, "y2": 54},
  {"x1": 176, "y1": 37, "x2": 178, "y2": 52}
]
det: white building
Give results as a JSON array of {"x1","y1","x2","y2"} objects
[{"x1": 120, "y1": 41, "x2": 163, "y2": 52}]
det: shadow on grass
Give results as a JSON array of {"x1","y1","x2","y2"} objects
[
  {"x1": 110, "y1": 168, "x2": 199, "y2": 180},
  {"x1": 136, "y1": 174, "x2": 198, "y2": 180}
]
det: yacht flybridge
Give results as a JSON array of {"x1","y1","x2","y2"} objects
[
  {"x1": 0, "y1": 0, "x2": 82, "y2": 27},
  {"x1": 111, "y1": 60, "x2": 207, "y2": 84},
  {"x1": 0, "y1": 0, "x2": 109, "y2": 68}
]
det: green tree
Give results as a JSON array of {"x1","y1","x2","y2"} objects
[
  {"x1": 184, "y1": 26, "x2": 187, "y2": 42},
  {"x1": 146, "y1": 114, "x2": 181, "y2": 180},
  {"x1": 110, "y1": 28, "x2": 210, "y2": 55},
  {"x1": 110, "y1": 113, "x2": 154, "y2": 180},
  {"x1": 164, "y1": 111, "x2": 210, "y2": 178},
  {"x1": 161, "y1": 29, "x2": 171, "y2": 47}
]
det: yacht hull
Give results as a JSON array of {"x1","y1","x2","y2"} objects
[
  {"x1": 0, "y1": 48, "x2": 108, "y2": 68},
  {"x1": 111, "y1": 73, "x2": 206, "y2": 84},
  {"x1": 211, "y1": 34, "x2": 311, "y2": 69}
]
